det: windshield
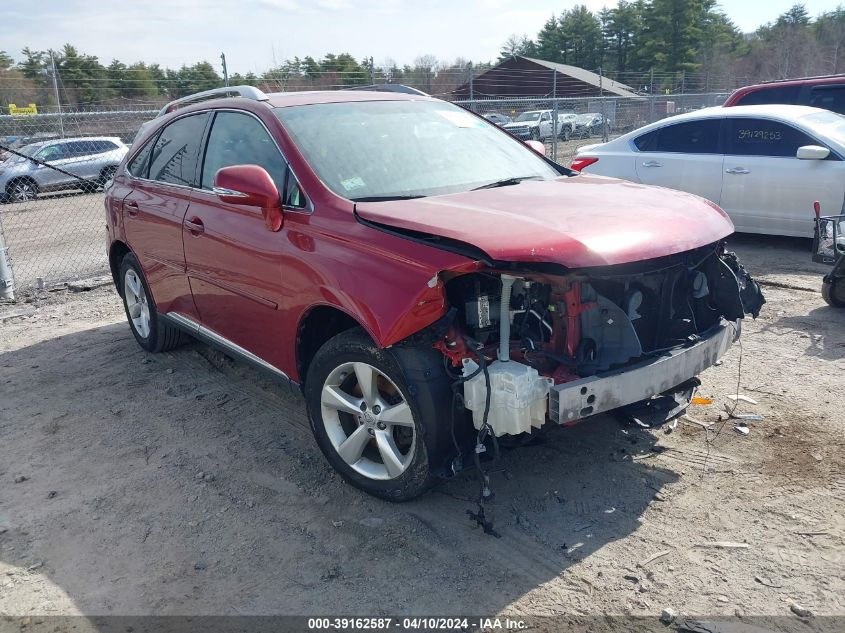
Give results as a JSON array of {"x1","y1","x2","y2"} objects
[
  {"x1": 515, "y1": 111, "x2": 542, "y2": 122},
  {"x1": 5, "y1": 144, "x2": 39, "y2": 164},
  {"x1": 274, "y1": 100, "x2": 560, "y2": 201},
  {"x1": 801, "y1": 111, "x2": 845, "y2": 146}
]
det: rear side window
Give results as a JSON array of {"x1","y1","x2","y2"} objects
[
  {"x1": 809, "y1": 86, "x2": 845, "y2": 115},
  {"x1": 127, "y1": 136, "x2": 157, "y2": 179},
  {"x1": 201, "y1": 111, "x2": 287, "y2": 191},
  {"x1": 725, "y1": 118, "x2": 816, "y2": 157},
  {"x1": 148, "y1": 113, "x2": 210, "y2": 187},
  {"x1": 734, "y1": 85, "x2": 801, "y2": 106},
  {"x1": 634, "y1": 119, "x2": 720, "y2": 153}
]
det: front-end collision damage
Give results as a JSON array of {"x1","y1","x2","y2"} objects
[{"x1": 394, "y1": 241, "x2": 764, "y2": 447}]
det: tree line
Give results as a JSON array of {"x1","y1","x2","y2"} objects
[
  {"x1": 0, "y1": 1, "x2": 843, "y2": 108},
  {"x1": 500, "y1": 1, "x2": 845, "y2": 92},
  {"x1": 0, "y1": 45, "x2": 486, "y2": 109}
]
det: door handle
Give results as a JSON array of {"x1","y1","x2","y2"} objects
[
  {"x1": 725, "y1": 167, "x2": 750, "y2": 175},
  {"x1": 184, "y1": 217, "x2": 205, "y2": 236},
  {"x1": 125, "y1": 200, "x2": 139, "y2": 217},
  {"x1": 642, "y1": 160, "x2": 662, "y2": 168}
]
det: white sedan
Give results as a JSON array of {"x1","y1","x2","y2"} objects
[{"x1": 571, "y1": 104, "x2": 845, "y2": 237}]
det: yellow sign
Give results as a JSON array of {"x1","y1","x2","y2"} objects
[{"x1": 8, "y1": 103, "x2": 38, "y2": 115}]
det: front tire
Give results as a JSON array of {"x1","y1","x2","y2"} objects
[
  {"x1": 6, "y1": 179, "x2": 38, "y2": 202},
  {"x1": 304, "y1": 329, "x2": 452, "y2": 501},
  {"x1": 119, "y1": 253, "x2": 184, "y2": 352},
  {"x1": 822, "y1": 276, "x2": 845, "y2": 307}
]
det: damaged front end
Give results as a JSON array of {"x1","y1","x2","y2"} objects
[{"x1": 409, "y1": 241, "x2": 764, "y2": 445}]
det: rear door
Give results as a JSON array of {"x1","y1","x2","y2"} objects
[
  {"x1": 719, "y1": 117, "x2": 844, "y2": 237},
  {"x1": 122, "y1": 112, "x2": 210, "y2": 316},
  {"x1": 633, "y1": 118, "x2": 724, "y2": 202},
  {"x1": 183, "y1": 109, "x2": 308, "y2": 370}
]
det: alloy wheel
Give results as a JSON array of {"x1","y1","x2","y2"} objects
[
  {"x1": 320, "y1": 361, "x2": 416, "y2": 480},
  {"x1": 124, "y1": 269, "x2": 151, "y2": 339},
  {"x1": 10, "y1": 181, "x2": 37, "y2": 202}
]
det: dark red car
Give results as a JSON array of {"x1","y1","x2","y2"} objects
[
  {"x1": 105, "y1": 86, "x2": 763, "y2": 501},
  {"x1": 724, "y1": 74, "x2": 845, "y2": 115}
]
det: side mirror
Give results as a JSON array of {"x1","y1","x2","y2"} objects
[
  {"x1": 796, "y1": 145, "x2": 830, "y2": 160},
  {"x1": 525, "y1": 140, "x2": 546, "y2": 155},
  {"x1": 214, "y1": 164, "x2": 284, "y2": 232}
]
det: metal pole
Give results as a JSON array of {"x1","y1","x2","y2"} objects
[
  {"x1": 369, "y1": 56, "x2": 375, "y2": 85},
  {"x1": 221, "y1": 52, "x2": 229, "y2": 87},
  {"x1": 551, "y1": 69, "x2": 558, "y2": 162},
  {"x1": 599, "y1": 66, "x2": 608, "y2": 142},
  {"x1": 649, "y1": 67, "x2": 655, "y2": 123},
  {"x1": 0, "y1": 229, "x2": 15, "y2": 301},
  {"x1": 49, "y1": 52, "x2": 64, "y2": 139}
]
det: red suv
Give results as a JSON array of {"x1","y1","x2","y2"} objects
[
  {"x1": 105, "y1": 86, "x2": 763, "y2": 501},
  {"x1": 724, "y1": 74, "x2": 845, "y2": 115}
]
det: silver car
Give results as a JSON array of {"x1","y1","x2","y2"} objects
[{"x1": 0, "y1": 137, "x2": 128, "y2": 202}]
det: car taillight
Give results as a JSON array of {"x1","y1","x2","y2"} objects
[{"x1": 570, "y1": 157, "x2": 598, "y2": 172}]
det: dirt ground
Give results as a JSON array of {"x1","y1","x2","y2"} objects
[{"x1": 0, "y1": 234, "x2": 843, "y2": 623}]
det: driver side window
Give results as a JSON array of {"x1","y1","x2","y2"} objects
[
  {"x1": 35, "y1": 145, "x2": 65, "y2": 161},
  {"x1": 201, "y1": 111, "x2": 287, "y2": 192}
]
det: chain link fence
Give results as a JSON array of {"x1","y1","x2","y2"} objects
[
  {"x1": 0, "y1": 108, "x2": 156, "y2": 295},
  {"x1": 0, "y1": 92, "x2": 728, "y2": 297}
]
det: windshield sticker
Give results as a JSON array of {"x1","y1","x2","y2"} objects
[
  {"x1": 340, "y1": 176, "x2": 366, "y2": 191},
  {"x1": 435, "y1": 109, "x2": 485, "y2": 128}
]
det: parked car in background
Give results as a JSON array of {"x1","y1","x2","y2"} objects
[
  {"x1": 482, "y1": 112, "x2": 512, "y2": 126},
  {"x1": 724, "y1": 74, "x2": 845, "y2": 116},
  {"x1": 105, "y1": 86, "x2": 762, "y2": 501},
  {"x1": 0, "y1": 137, "x2": 128, "y2": 202},
  {"x1": 503, "y1": 110, "x2": 575, "y2": 141},
  {"x1": 571, "y1": 104, "x2": 845, "y2": 237},
  {"x1": 572, "y1": 113, "x2": 611, "y2": 138}
]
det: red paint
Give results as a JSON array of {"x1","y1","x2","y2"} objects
[
  {"x1": 107, "y1": 90, "x2": 736, "y2": 384},
  {"x1": 356, "y1": 176, "x2": 734, "y2": 268},
  {"x1": 433, "y1": 326, "x2": 474, "y2": 368},
  {"x1": 214, "y1": 165, "x2": 284, "y2": 232},
  {"x1": 562, "y1": 283, "x2": 596, "y2": 358},
  {"x1": 724, "y1": 74, "x2": 845, "y2": 107}
]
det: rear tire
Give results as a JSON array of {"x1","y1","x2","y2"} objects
[
  {"x1": 304, "y1": 329, "x2": 454, "y2": 501},
  {"x1": 119, "y1": 253, "x2": 185, "y2": 352},
  {"x1": 821, "y1": 277, "x2": 845, "y2": 307}
]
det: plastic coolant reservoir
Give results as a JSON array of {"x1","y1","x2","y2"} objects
[{"x1": 462, "y1": 359, "x2": 553, "y2": 436}]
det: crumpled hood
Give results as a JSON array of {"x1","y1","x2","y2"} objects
[{"x1": 355, "y1": 175, "x2": 734, "y2": 268}]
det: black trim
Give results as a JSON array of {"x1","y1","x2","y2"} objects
[{"x1": 353, "y1": 210, "x2": 492, "y2": 264}]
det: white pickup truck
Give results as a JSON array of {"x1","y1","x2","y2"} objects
[{"x1": 503, "y1": 110, "x2": 576, "y2": 141}]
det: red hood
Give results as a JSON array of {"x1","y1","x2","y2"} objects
[{"x1": 355, "y1": 175, "x2": 734, "y2": 268}]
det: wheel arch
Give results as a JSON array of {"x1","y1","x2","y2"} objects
[
  {"x1": 296, "y1": 304, "x2": 377, "y2": 383},
  {"x1": 5, "y1": 175, "x2": 39, "y2": 195},
  {"x1": 109, "y1": 240, "x2": 132, "y2": 296}
]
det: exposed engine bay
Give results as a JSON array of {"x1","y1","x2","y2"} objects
[{"x1": 428, "y1": 241, "x2": 765, "y2": 438}]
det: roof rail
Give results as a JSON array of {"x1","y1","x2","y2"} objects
[
  {"x1": 157, "y1": 85, "x2": 270, "y2": 117},
  {"x1": 343, "y1": 84, "x2": 429, "y2": 96}
]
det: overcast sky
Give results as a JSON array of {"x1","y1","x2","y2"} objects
[{"x1": 3, "y1": 0, "x2": 842, "y2": 74}]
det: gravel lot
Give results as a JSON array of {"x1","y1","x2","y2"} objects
[
  {"x1": 0, "y1": 190, "x2": 108, "y2": 289},
  {"x1": 0, "y1": 234, "x2": 843, "y2": 624}
]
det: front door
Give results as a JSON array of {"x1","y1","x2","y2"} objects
[
  {"x1": 183, "y1": 110, "x2": 307, "y2": 371},
  {"x1": 719, "y1": 117, "x2": 845, "y2": 237}
]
